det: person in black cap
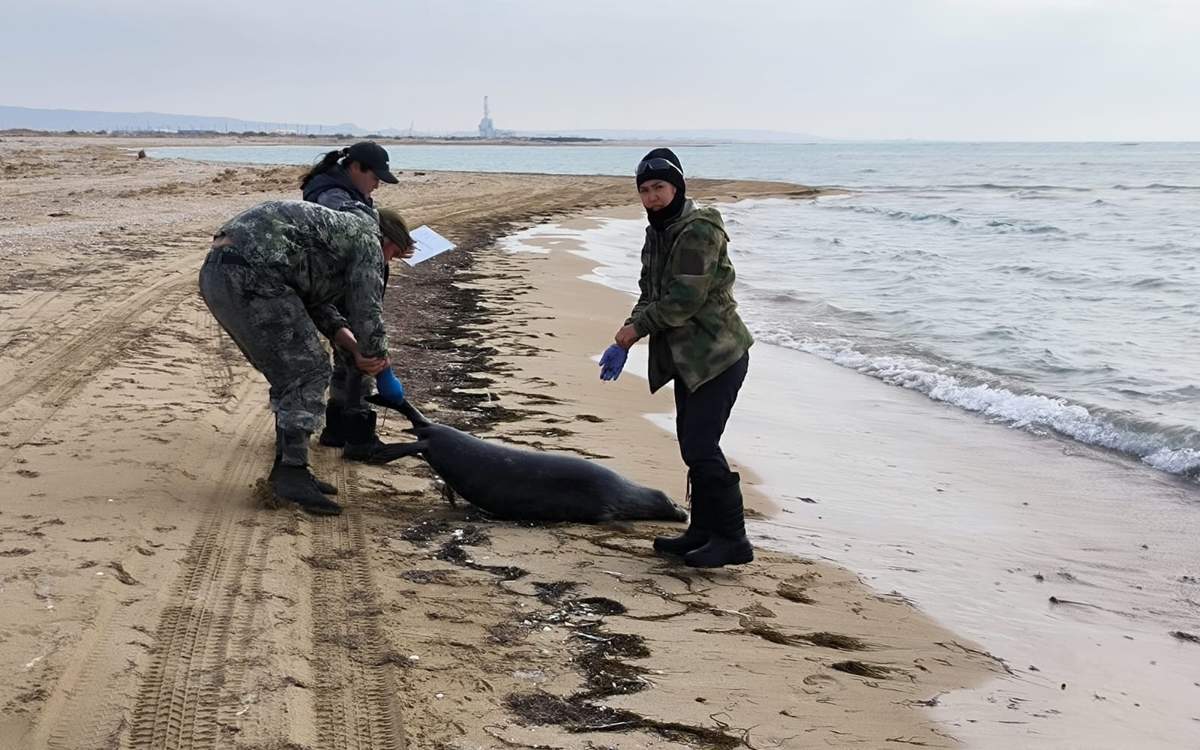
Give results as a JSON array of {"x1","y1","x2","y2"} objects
[
  {"x1": 301, "y1": 141, "x2": 399, "y2": 213},
  {"x1": 600, "y1": 147, "x2": 755, "y2": 568},
  {"x1": 300, "y1": 142, "x2": 409, "y2": 462}
]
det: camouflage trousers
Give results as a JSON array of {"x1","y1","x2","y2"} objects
[
  {"x1": 198, "y1": 253, "x2": 331, "y2": 439},
  {"x1": 329, "y1": 346, "x2": 375, "y2": 416}
]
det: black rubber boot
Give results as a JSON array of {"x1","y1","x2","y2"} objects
[
  {"x1": 684, "y1": 472, "x2": 753, "y2": 568},
  {"x1": 273, "y1": 428, "x2": 342, "y2": 515},
  {"x1": 342, "y1": 410, "x2": 394, "y2": 464},
  {"x1": 654, "y1": 472, "x2": 710, "y2": 556},
  {"x1": 269, "y1": 464, "x2": 343, "y2": 516},
  {"x1": 318, "y1": 402, "x2": 346, "y2": 448},
  {"x1": 276, "y1": 427, "x2": 337, "y2": 495}
]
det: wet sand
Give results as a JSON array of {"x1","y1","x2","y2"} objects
[{"x1": 0, "y1": 135, "x2": 995, "y2": 749}]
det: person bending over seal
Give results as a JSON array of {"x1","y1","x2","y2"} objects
[
  {"x1": 601, "y1": 148, "x2": 754, "y2": 568},
  {"x1": 299, "y1": 142, "x2": 415, "y2": 462},
  {"x1": 198, "y1": 200, "x2": 409, "y2": 515}
]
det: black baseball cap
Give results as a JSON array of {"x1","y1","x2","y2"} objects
[{"x1": 346, "y1": 141, "x2": 398, "y2": 184}]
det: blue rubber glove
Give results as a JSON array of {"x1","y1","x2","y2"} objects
[
  {"x1": 599, "y1": 344, "x2": 628, "y2": 381},
  {"x1": 376, "y1": 368, "x2": 406, "y2": 403}
]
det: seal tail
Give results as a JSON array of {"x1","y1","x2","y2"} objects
[
  {"x1": 367, "y1": 439, "x2": 430, "y2": 464},
  {"x1": 398, "y1": 400, "x2": 432, "y2": 429},
  {"x1": 365, "y1": 395, "x2": 433, "y2": 430}
]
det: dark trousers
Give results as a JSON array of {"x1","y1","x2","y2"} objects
[
  {"x1": 673, "y1": 352, "x2": 749, "y2": 483},
  {"x1": 198, "y1": 256, "x2": 330, "y2": 438},
  {"x1": 329, "y1": 347, "x2": 375, "y2": 416}
]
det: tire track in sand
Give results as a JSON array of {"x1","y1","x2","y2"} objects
[
  {"x1": 308, "y1": 452, "x2": 406, "y2": 750},
  {"x1": 123, "y1": 402, "x2": 274, "y2": 750},
  {"x1": 31, "y1": 392, "x2": 274, "y2": 750},
  {"x1": 0, "y1": 267, "x2": 196, "y2": 474}
]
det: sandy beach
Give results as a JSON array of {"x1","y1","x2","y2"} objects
[{"x1": 1, "y1": 135, "x2": 1001, "y2": 749}]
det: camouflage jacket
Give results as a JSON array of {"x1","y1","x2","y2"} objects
[
  {"x1": 627, "y1": 201, "x2": 753, "y2": 393},
  {"x1": 214, "y1": 200, "x2": 389, "y2": 358}
]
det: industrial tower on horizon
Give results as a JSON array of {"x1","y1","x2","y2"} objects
[{"x1": 478, "y1": 96, "x2": 496, "y2": 139}]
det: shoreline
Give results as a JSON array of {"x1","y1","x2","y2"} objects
[
  {"x1": 441, "y1": 233, "x2": 1000, "y2": 746},
  {"x1": 1, "y1": 136, "x2": 992, "y2": 748},
  {"x1": 0, "y1": 130, "x2": 772, "y2": 150}
]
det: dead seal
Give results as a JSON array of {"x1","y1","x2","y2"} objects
[{"x1": 368, "y1": 398, "x2": 686, "y2": 523}]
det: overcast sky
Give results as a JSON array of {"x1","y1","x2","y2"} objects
[{"x1": 1, "y1": 0, "x2": 1197, "y2": 140}]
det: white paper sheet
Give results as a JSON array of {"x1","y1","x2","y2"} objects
[{"x1": 404, "y1": 225, "x2": 455, "y2": 266}]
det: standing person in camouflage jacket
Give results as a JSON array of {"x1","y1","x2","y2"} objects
[
  {"x1": 299, "y1": 142, "x2": 412, "y2": 462},
  {"x1": 602, "y1": 148, "x2": 754, "y2": 568},
  {"x1": 198, "y1": 200, "x2": 407, "y2": 515}
]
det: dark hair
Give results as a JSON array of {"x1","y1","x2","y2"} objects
[
  {"x1": 299, "y1": 147, "x2": 349, "y2": 189},
  {"x1": 377, "y1": 207, "x2": 412, "y2": 250}
]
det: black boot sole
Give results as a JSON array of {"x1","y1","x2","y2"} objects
[
  {"x1": 684, "y1": 539, "x2": 754, "y2": 568},
  {"x1": 653, "y1": 533, "x2": 711, "y2": 556},
  {"x1": 294, "y1": 499, "x2": 342, "y2": 516},
  {"x1": 272, "y1": 491, "x2": 343, "y2": 516}
]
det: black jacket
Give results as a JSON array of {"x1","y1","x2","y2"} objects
[{"x1": 302, "y1": 165, "x2": 372, "y2": 209}]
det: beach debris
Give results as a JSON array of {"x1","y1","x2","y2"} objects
[
  {"x1": 701, "y1": 616, "x2": 870, "y2": 651},
  {"x1": 107, "y1": 561, "x2": 140, "y2": 586},
  {"x1": 1170, "y1": 631, "x2": 1200, "y2": 645},
  {"x1": 831, "y1": 660, "x2": 896, "y2": 679},
  {"x1": 740, "y1": 602, "x2": 776, "y2": 618},
  {"x1": 136, "y1": 149, "x2": 146, "y2": 159},
  {"x1": 503, "y1": 692, "x2": 742, "y2": 748},
  {"x1": 935, "y1": 640, "x2": 1014, "y2": 675},
  {"x1": 533, "y1": 580, "x2": 579, "y2": 603},
  {"x1": 777, "y1": 580, "x2": 815, "y2": 604}
]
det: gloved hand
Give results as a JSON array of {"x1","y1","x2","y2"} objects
[
  {"x1": 599, "y1": 344, "x2": 628, "y2": 381},
  {"x1": 375, "y1": 368, "x2": 406, "y2": 403}
]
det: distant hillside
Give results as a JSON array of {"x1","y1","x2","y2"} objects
[
  {"x1": 0, "y1": 105, "x2": 359, "y2": 135},
  {"x1": 1, "y1": 105, "x2": 831, "y2": 143}
]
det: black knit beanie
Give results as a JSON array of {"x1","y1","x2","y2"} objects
[{"x1": 636, "y1": 147, "x2": 687, "y2": 228}]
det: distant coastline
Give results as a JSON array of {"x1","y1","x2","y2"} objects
[{"x1": 0, "y1": 130, "x2": 745, "y2": 149}]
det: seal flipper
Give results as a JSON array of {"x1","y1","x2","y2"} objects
[
  {"x1": 365, "y1": 395, "x2": 433, "y2": 429},
  {"x1": 364, "y1": 439, "x2": 430, "y2": 464}
]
